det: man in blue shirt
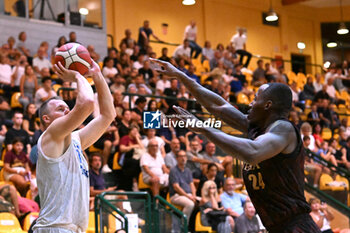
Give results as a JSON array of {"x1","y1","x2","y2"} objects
[{"x1": 220, "y1": 178, "x2": 249, "y2": 219}]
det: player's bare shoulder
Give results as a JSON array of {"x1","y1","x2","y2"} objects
[{"x1": 268, "y1": 120, "x2": 297, "y2": 154}]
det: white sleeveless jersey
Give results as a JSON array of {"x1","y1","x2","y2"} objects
[{"x1": 33, "y1": 131, "x2": 89, "y2": 233}]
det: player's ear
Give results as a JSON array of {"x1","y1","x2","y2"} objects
[
  {"x1": 264, "y1": 100, "x2": 272, "y2": 110},
  {"x1": 42, "y1": 114, "x2": 50, "y2": 125}
]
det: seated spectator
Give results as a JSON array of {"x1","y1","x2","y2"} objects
[
  {"x1": 140, "y1": 138, "x2": 169, "y2": 196},
  {"x1": 173, "y1": 39, "x2": 191, "y2": 64},
  {"x1": 117, "y1": 52, "x2": 131, "y2": 77},
  {"x1": 209, "y1": 50, "x2": 222, "y2": 70},
  {"x1": 102, "y1": 57, "x2": 118, "y2": 85},
  {"x1": 199, "y1": 180, "x2": 233, "y2": 233},
  {"x1": 142, "y1": 128, "x2": 166, "y2": 158},
  {"x1": 103, "y1": 47, "x2": 119, "y2": 68},
  {"x1": 117, "y1": 109, "x2": 131, "y2": 138},
  {"x1": 128, "y1": 74, "x2": 152, "y2": 94},
  {"x1": 165, "y1": 138, "x2": 181, "y2": 168},
  {"x1": 87, "y1": 45, "x2": 100, "y2": 62},
  {"x1": 119, "y1": 125, "x2": 145, "y2": 191},
  {"x1": 313, "y1": 123, "x2": 323, "y2": 149},
  {"x1": 0, "y1": 183, "x2": 22, "y2": 217},
  {"x1": 317, "y1": 99, "x2": 333, "y2": 129},
  {"x1": 317, "y1": 141, "x2": 338, "y2": 170},
  {"x1": 222, "y1": 50, "x2": 234, "y2": 71},
  {"x1": 202, "y1": 142, "x2": 233, "y2": 178},
  {"x1": 120, "y1": 29, "x2": 136, "y2": 50},
  {"x1": 342, "y1": 137, "x2": 350, "y2": 170},
  {"x1": 197, "y1": 163, "x2": 224, "y2": 196},
  {"x1": 138, "y1": 60, "x2": 155, "y2": 87},
  {"x1": 33, "y1": 47, "x2": 52, "y2": 76},
  {"x1": 303, "y1": 76, "x2": 316, "y2": 100},
  {"x1": 264, "y1": 62, "x2": 277, "y2": 83},
  {"x1": 19, "y1": 65, "x2": 38, "y2": 110},
  {"x1": 122, "y1": 86, "x2": 137, "y2": 109},
  {"x1": 221, "y1": 178, "x2": 248, "y2": 221},
  {"x1": 303, "y1": 136, "x2": 322, "y2": 187},
  {"x1": 131, "y1": 96, "x2": 147, "y2": 126},
  {"x1": 169, "y1": 150, "x2": 197, "y2": 225},
  {"x1": 17, "y1": 31, "x2": 31, "y2": 58},
  {"x1": 34, "y1": 77, "x2": 57, "y2": 109},
  {"x1": 307, "y1": 104, "x2": 321, "y2": 126},
  {"x1": 202, "y1": 40, "x2": 214, "y2": 63},
  {"x1": 5, "y1": 111, "x2": 31, "y2": 152},
  {"x1": 3, "y1": 138, "x2": 31, "y2": 196},
  {"x1": 314, "y1": 85, "x2": 330, "y2": 104},
  {"x1": 309, "y1": 198, "x2": 334, "y2": 233},
  {"x1": 329, "y1": 138, "x2": 350, "y2": 170},
  {"x1": 276, "y1": 66, "x2": 288, "y2": 84},
  {"x1": 186, "y1": 137, "x2": 210, "y2": 180},
  {"x1": 162, "y1": 78, "x2": 179, "y2": 114},
  {"x1": 156, "y1": 74, "x2": 171, "y2": 96},
  {"x1": 23, "y1": 103, "x2": 39, "y2": 143},
  {"x1": 133, "y1": 54, "x2": 145, "y2": 70},
  {"x1": 51, "y1": 36, "x2": 67, "y2": 61},
  {"x1": 313, "y1": 73, "x2": 323, "y2": 93},
  {"x1": 0, "y1": 53, "x2": 13, "y2": 98},
  {"x1": 186, "y1": 64, "x2": 200, "y2": 84},
  {"x1": 252, "y1": 59, "x2": 266, "y2": 86},
  {"x1": 158, "y1": 47, "x2": 171, "y2": 62},
  {"x1": 301, "y1": 122, "x2": 317, "y2": 152},
  {"x1": 234, "y1": 201, "x2": 261, "y2": 233},
  {"x1": 11, "y1": 55, "x2": 27, "y2": 91}
]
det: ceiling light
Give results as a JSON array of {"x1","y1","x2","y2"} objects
[
  {"x1": 265, "y1": 8, "x2": 278, "y2": 22},
  {"x1": 337, "y1": 22, "x2": 349, "y2": 35},
  {"x1": 182, "y1": 0, "x2": 195, "y2": 5},
  {"x1": 326, "y1": 42, "x2": 337, "y2": 48},
  {"x1": 324, "y1": 61, "x2": 331, "y2": 69},
  {"x1": 79, "y1": 8, "x2": 89, "y2": 16},
  {"x1": 297, "y1": 42, "x2": 305, "y2": 50}
]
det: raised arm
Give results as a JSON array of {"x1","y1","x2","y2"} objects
[
  {"x1": 44, "y1": 63, "x2": 95, "y2": 143},
  {"x1": 151, "y1": 59, "x2": 248, "y2": 133},
  {"x1": 175, "y1": 106, "x2": 296, "y2": 165},
  {"x1": 78, "y1": 61, "x2": 116, "y2": 150}
]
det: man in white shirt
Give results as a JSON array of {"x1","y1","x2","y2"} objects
[
  {"x1": 173, "y1": 39, "x2": 191, "y2": 64},
  {"x1": 184, "y1": 20, "x2": 202, "y2": 59},
  {"x1": 0, "y1": 54, "x2": 14, "y2": 99},
  {"x1": 230, "y1": 28, "x2": 252, "y2": 68},
  {"x1": 33, "y1": 47, "x2": 52, "y2": 76},
  {"x1": 34, "y1": 77, "x2": 57, "y2": 109}
]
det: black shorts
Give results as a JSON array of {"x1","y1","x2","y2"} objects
[{"x1": 268, "y1": 214, "x2": 321, "y2": 233}]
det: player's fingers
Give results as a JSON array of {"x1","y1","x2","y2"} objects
[
  {"x1": 57, "y1": 62, "x2": 68, "y2": 73},
  {"x1": 154, "y1": 69, "x2": 166, "y2": 74},
  {"x1": 54, "y1": 64, "x2": 63, "y2": 75},
  {"x1": 149, "y1": 58, "x2": 166, "y2": 66}
]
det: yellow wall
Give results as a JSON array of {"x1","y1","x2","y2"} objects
[{"x1": 105, "y1": 0, "x2": 346, "y2": 72}]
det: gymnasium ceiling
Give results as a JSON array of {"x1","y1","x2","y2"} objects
[{"x1": 282, "y1": 0, "x2": 350, "y2": 8}]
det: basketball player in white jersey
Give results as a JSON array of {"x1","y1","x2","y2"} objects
[{"x1": 32, "y1": 61, "x2": 116, "y2": 233}]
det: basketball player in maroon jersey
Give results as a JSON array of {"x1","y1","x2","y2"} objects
[{"x1": 151, "y1": 58, "x2": 320, "y2": 233}]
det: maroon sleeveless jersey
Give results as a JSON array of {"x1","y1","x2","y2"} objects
[{"x1": 242, "y1": 120, "x2": 311, "y2": 230}]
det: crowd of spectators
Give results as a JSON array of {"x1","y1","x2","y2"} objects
[{"x1": 1, "y1": 18, "x2": 350, "y2": 232}]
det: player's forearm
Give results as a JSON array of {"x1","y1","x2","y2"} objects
[
  {"x1": 75, "y1": 74, "x2": 95, "y2": 108},
  {"x1": 93, "y1": 73, "x2": 116, "y2": 120}
]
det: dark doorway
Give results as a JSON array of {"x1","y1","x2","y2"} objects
[{"x1": 291, "y1": 54, "x2": 306, "y2": 74}]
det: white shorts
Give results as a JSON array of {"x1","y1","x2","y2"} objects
[
  {"x1": 3, "y1": 167, "x2": 26, "y2": 181},
  {"x1": 143, "y1": 173, "x2": 169, "y2": 187},
  {"x1": 33, "y1": 228, "x2": 77, "y2": 233}
]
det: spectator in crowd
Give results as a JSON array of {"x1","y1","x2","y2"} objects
[
  {"x1": 140, "y1": 138, "x2": 169, "y2": 196},
  {"x1": 317, "y1": 141, "x2": 338, "y2": 169},
  {"x1": 230, "y1": 28, "x2": 252, "y2": 68},
  {"x1": 173, "y1": 39, "x2": 192, "y2": 64},
  {"x1": 162, "y1": 78, "x2": 179, "y2": 114},
  {"x1": 137, "y1": 20, "x2": 162, "y2": 52},
  {"x1": 209, "y1": 50, "x2": 222, "y2": 70},
  {"x1": 23, "y1": 103, "x2": 39, "y2": 144},
  {"x1": 156, "y1": 74, "x2": 171, "y2": 96},
  {"x1": 87, "y1": 45, "x2": 100, "y2": 62},
  {"x1": 131, "y1": 96, "x2": 147, "y2": 126},
  {"x1": 119, "y1": 125, "x2": 144, "y2": 191},
  {"x1": 222, "y1": 50, "x2": 234, "y2": 71},
  {"x1": 5, "y1": 112, "x2": 31, "y2": 152},
  {"x1": 0, "y1": 183, "x2": 22, "y2": 217},
  {"x1": 11, "y1": 55, "x2": 27, "y2": 91},
  {"x1": 3, "y1": 138, "x2": 31, "y2": 196},
  {"x1": 184, "y1": 20, "x2": 202, "y2": 59},
  {"x1": 307, "y1": 103, "x2": 320, "y2": 126},
  {"x1": 102, "y1": 58, "x2": 118, "y2": 84},
  {"x1": 303, "y1": 136, "x2": 322, "y2": 187},
  {"x1": 329, "y1": 138, "x2": 350, "y2": 170},
  {"x1": 332, "y1": 68, "x2": 347, "y2": 92},
  {"x1": 158, "y1": 47, "x2": 171, "y2": 62},
  {"x1": 313, "y1": 73, "x2": 323, "y2": 93},
  {"x1": 110, "y1": 74, "x2": 126, "y2": 94},
  {"x1": 142, "y1": 128, "x2": 166, "y2": 158},
  {"x1": 202, "y1": 142, "x2": 233, "y2": 178},
  {"x1": 103, "y1": 47, "x2": 119, "y2": 68},
  {"x1": 17, "y1": 31, "x2": 30, "y2": 58},
  {"x1": 120, "y1": 29, "x2": 136, "y2": 50},
  {"x1": 200, "y1": 180, "x2": 233, "y2": 233},
  {"x1": 313, "y1": 123, "x2": 323, "y2": 149},
  {"x1": 32, "y1": 47, "x2": 52, "y2": 76},
  {"x1": 139, "y1": 60, "x2": 155, "y2": 87},
  {"x1": 118, "y1": 109, "x2": 132, "y2": 138},
  {"x1": 133, "y1": 54, "x2": 145, "y2": 70},
  {"x1": 309, "y1": 198, "x2": 334, "y2": 233},
  {"x1": 165, "y1": 138, "x2": 181, "y2": 169},
  {"x1": 51, "y1": 36, "x2": 67, "y2": 60},
  {"x1": 234, "y1": 201, "x2": 261, "y2": 233},
  {"x1": 264, "y1": 62, "x2": 277, "y2": 83},
  {"x1": 6, "y1": 36, "x2": 21, "y2": 65},
  {"x1": 276, "y1": 66, "x2": 289, "y2": 84},
  {"x1": 19, "y1": 65, "x2": 38, "y2": 110},
  {"x1": 197, "y1": 163, "x2": 224, "y2": 196},
  {"x1": 185, "y1": 137, "x2": 210, "y2": 181},
  {"x1": 252, "y1": 59, "x2": 265, "y2": 86},
  {"x1": 68, "y1": 31, "x2": 78, "y2": 43},
  {"x1": 186, "y1": 64, "x2": 200, "y2": 84},
  {"x1": 202, "y1": 40, "x2": 215, "y2": 63},
  {"x1": 324, "y1": 66, "x2": 336, "y2": 84},
  {"x1": 128, "y1": 74, "x2": 152, "y2": 94},
  {"x1": 0, "y1": 53, "x2": 13, "y2": 98},
  {"x1": 221, "y1": 178, "x2": 248, "y2": 220},
  {"x1": 314, "y1": 85, "x2": 330, "y2": 104},
  {"x1": 34, "y1": 77, "x2": 57, "y2": 109},
  {"x1": 169, "y1": 150, "x2": 197, "y2": 224},
  {"x1": 302, "y1": 76, "x2": 316, "y2": 100},
  {"x1": 301, "y1": 122, "x2": 317, "y2": 152}
]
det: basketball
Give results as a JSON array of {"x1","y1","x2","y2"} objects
[{"x1": 54, "y1": 42, "x2": 92, "y2": 75}]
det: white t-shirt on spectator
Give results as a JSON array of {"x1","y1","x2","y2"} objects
[
  {"x1": 140, "y1": 152, "x2": 166, "y2": 181},
  {"x1": 102, "y1": 67, "x2": 118, "y2": 84},
  {"x1": 326, "y1": 84, "x2": 336, "y2": 99},
  {"x1": 33, "y1": 57, "x2": 52, "y2": 71},
  {"x1": 184, "y1": 25, "x2": 197, "y2": 41},
  {"x1": 313, "y1": 81, "x2": 323, "y2": 93},
  {"x1": 12, "y1": 66, "x2": 25, "y2": 86},
  {"x1": 173, "y1": 45, "x2": 191, "y2": 59},
  {"x1": 133, "y1": 61, "x2": 143, "y2": 70},
  {"x1": 142, "y1": 136, "x2": 165, "y2": 157},
  {"x1": 202, "y1": 48, "x2": 214, "y2": 60},
  {"x1": 34, "y1": 88, "x2": 57, "y2": 109},
  {"x1": 156, "y1": 79, "x2": 171, "y2": 95},
  {"x1": 324, "y1": 71, "x2": 335, "y2": 84},
  {"x1": 231, "y1": 33, "x2": 247, "y2": 50},
  {"x1": 0, "y1": 64, "x2": 12, "y2": 84}
]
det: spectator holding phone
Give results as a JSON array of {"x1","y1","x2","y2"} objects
[{"x1": 309, "y1": 198, "x2": 334, "y2": 233}]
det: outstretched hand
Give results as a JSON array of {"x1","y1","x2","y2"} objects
[
  {"x1": 54, "y1": 62, "x2": 80, "y2": 82},
  {"x1": 149, "y1": 58, "x2": 182, "y2": 77},
  {"x1": 173, "y1": 105, "x2": 203, "y2": 133},
  {"x1": 87, "y1": 60, "x2": 101, "y2": 77}
]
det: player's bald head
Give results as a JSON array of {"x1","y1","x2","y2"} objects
[{"x1": 260, "y1": 83, "x2": 292, "y2": 116}]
